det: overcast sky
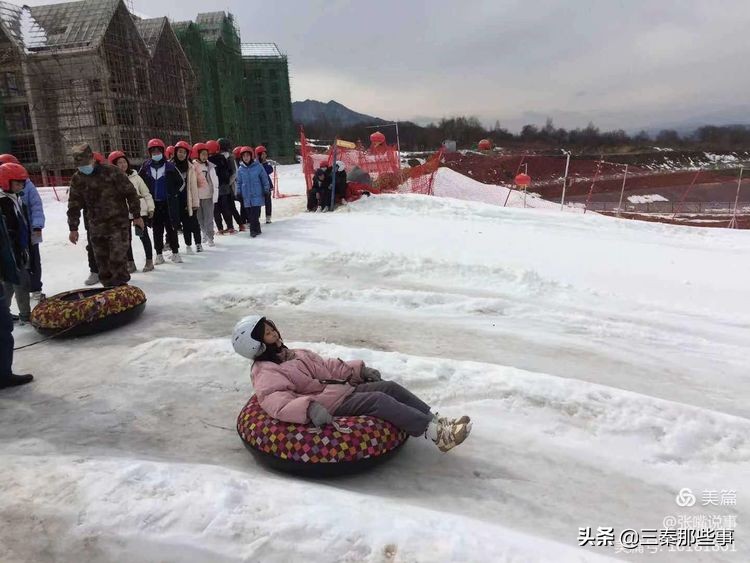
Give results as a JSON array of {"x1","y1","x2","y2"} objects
[{"x1": 22, "y1": 0, "x2": 750, "y2": 131}]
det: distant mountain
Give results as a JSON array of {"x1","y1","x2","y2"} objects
[{"x1": 292, "y1": 99, "x2": 388, "y2": 127}]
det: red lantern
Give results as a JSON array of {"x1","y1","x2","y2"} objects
[
  {"x1": 370, "y1": 131, "x2": 386, "y2": 145},
  {"x1": 514, "y1": 173, "x2": 531, "y2": 188},
  {"x1": 478, "y1": 139, "x2": 492, "y2": 151}
]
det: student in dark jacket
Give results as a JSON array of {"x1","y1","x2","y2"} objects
[
  {"x1": 0, "y1": 181, "x2": 32, "y2": 388},
  {"x1": 219, "y1": 138, "x2": 245, "y2": 230},
  {"x1": 308, "y1": 167, "x2": 331, "y2": 212},
  {"x1": 207, "y1": 139, "x2": 236, "y2": 234},
  {"x1": 256, "y1": 145, "x2": 274, "y2": 223},
  {"x1": 0, "y1": 163, "x2": 33, "y2": 323},
  {"x1": 138, "y1": 138, "x2": 184, "y2": 264},
  {"x1": 333, "y1": 161, "x2": 348, "y2": 205}
]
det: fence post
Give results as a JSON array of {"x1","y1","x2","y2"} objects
[
  {"x1": 616, "y1": 164, "x2": 628, "y2": 217},
  {"x1": 729, "y1": 166, "x2": 744, "y2": 228}
]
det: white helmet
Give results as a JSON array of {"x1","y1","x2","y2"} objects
[
  {"x1": 232, "y1": 315, "x2": 266, "y2": 359},
  {"x1": 336, "y1": 160, "x2": 345, "y2": 172}
]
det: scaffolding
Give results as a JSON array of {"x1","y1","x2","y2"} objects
[
  {"x1": 0, "y1": 0, "x2": 194, "y2": 179},
  {"x1": 0, "y1": 1, "x2": 296, "y2": 178},
  {"x1": 241, "y1": 42, "x2": 295, "y2": 164}
]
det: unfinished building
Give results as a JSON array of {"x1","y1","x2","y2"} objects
[
  {"x1": 174, "y1": 13, "x2": 295, "y2": 163},
  {"x1": 241, "y1": 43, "x2": 295, "y2": 164},
  {"x1": 0, "y1": 0, "x2": 193, "y2": 180}
]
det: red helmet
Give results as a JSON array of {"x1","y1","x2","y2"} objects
[
  {"x1": 232, "y1": 146, "x2": 242, "y2": 159},
  {"x1": 0, "y1": 154, "x2": 19, "y2": 165},
  {"x1": 255, "y1": 145, "x2": 267, "y2": 156},
  {"x1": 192, "y1": 142, "x2": 208, "y2": 155},
  {"x1": 206, "y1": 140, "x2": 220, "y2": 155},
  {"x1": 93, "y1": 152, "x2": 105, "y2": 164},
  {"x1": 0, "y1": 163, "x2": 29, "y2": 192},
  {"x1": 107, "y1": 150, "x2": 127, "y2": 166},
  {"x1": 239, "y1": 146, "x2": 254, "y2": 158},
  {"x1": 147, "y1": 138, "x2": 166, "y2": 151},
  {"x1": 175, "y1": 140, "x2": 191, "y2": 152},
  {"x1": 165, "y1": 145, "x2": 175, "y2": 159}
]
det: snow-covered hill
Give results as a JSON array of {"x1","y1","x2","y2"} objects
[{"x1": 0, "y1": 166, "x2": 747, "y2": 562}]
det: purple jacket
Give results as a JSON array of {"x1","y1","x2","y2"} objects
[{"x1": 251, "y1": 349, "x2": 365, "y2": 424}]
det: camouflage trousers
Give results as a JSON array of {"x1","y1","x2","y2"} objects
[{"x1": 89, "y1": 225, "x2": 131, "y2": 287}]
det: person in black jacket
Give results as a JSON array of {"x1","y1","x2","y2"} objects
[
  {"x1": 0, "y1": 163, "x2": 33, "y2": 323},
  {"x1": 208, "y1": 140, "x2": 236, "y2": 234},
  {"x1": 219, "y1": 138, "x2": 245, "y2": 230},
  {"x1": 138, "y1": 139, "x2": 185, "y2": 264},
  {"x1": 256, "y1": 146, "x2": 274, "y2": 223},
  {"x1": 0, "y1": 163, "x2": 33, "y2": 388},
  {"x1": 308, "y1": 167, "x2": 330, "y2": 212}
]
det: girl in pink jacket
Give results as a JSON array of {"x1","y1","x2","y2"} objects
[{"x1": 233, "y1": 316, "x2": 472, "y2": 452}]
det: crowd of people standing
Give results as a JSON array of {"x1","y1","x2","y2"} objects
[{"x1": 0, "y1": 138, "x2": 276, "y2": 388}]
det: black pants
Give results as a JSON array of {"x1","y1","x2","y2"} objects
[
  {"x1": 264, "y1": 191, "x2": 272, "y2": 219},
  {"x1": 0, "y1": 285, "x2": 13, "y2": 378},
  {"x1": 235, "y1": 194, "x2": 248, "y2": 224},
  {"x1": 153, "y1": 201, "x2": 179, "y2": 254},
  {"x1": 126, "y1": 219, "x2": 154, "y2": 262},
  {"x1": 320, "y1": 188, "x2": 333, "y2": 210},
  {"x1": 230, "y1": 193, "x2": 244, "y2": 225},
  {"x1": 307, "y1": 190, "x2": 318, "y2": 211},
  {"x1": 214, "y1": 194, "x2": 235, "y2": 231},
  {"x1": 181, "y1": 209, "x2": 201, "y2": 246},
  {"x1": 29, "y1": 243, "x2": 42, "y2": 292},
  {"x1": 248, "y1": 206, "x2": 262, "y2": 235}
]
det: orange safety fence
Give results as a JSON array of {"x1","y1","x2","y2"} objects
[{"x1": 300, "y1": 127, "x2": 443, "y2": 198}]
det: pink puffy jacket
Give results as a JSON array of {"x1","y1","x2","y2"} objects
[{"x1": 251, "y1": 349, "x2": 365, "y2": 424}]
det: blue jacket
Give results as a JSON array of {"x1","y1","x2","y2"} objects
[
  {"x1": 22, "y1": 179, "x2": 45, "y2": 231},
  {"x1": 237, "y1": 161, "x2": 270, "y2": 207}
]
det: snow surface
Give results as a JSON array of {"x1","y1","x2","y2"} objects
[
  {"x1": 1, "y1": 165, "x2": 748, "y2": 561},
  {"x1": 627, "y1": 194, "x2": 669, "y2": 204}
]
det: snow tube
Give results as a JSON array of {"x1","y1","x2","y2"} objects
[
  {"x1": 237, "y1": 395, "x2": 408, "y2": 477},
  {"x1": 30, "y1": 285, "x2": 146, "y2": 338}
]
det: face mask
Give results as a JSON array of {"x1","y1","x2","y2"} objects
[
  {"x1": 152, "y1": 154, "x2": 163, "y2": 162},
  {"x1": 78, "y1": 164, "x2": 94, "y2": 175}
]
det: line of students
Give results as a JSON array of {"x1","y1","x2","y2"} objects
[{"x1": 84, "y1": 139, "x2": 275, "y2": 283}]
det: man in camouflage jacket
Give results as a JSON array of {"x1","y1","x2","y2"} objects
[{"x1": 67, "y1": 144, "x2": 142, "y2": 287}]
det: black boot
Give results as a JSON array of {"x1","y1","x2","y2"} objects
[{"x1": 0, "y1": 374, "x2": 34, "y2": 389}]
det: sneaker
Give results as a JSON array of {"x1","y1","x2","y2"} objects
[
  {"x1": 228, "y1": 228, "x2": 237, "y2": 234},
  {"x1": 84, "y1": 272, "x2": 99, "y2": 286},
  {"x1": 436, "y1": 413, "x2": 471, "y2": 426},
  {"x1": 127, "y1": 261, "x2": 137, "y2": 274},
  {"x1": 196, "y1": 244, "x2": 203, "y2": 253},
  {"x1": 142, "y1": 260, "x2": 154, "y2": 272},
  {"x1": 239, "y1": 224, "x2": 247, "y2": 232},
  {"x1": 171, "y1": 253, "x2": 183, "y2": 264},
  {"x1": 321, "y1": 208, "x2": 329, "y2": 213},
  {"x1": 218, "y1": 230, "x2": 227, "y2": 236},
  {"x1": 31, "y1": 291, "x2": 44, "y2": 301},
  {"x1": 155, "y1": 254, "x2": 165, "y2": 265},
  {"x1": 265, "y1": 218, "x2": 272, "y2": 224},
  {"x1": 185, "y1": 246, "x2": 194, "y2": 254},
  {"x1": 0, "y1": 373, "x2": 33, "y2": 389},
  {"x1": 316, "y1": 207, "x2": 322, "y2": 213},
  {"x1": 208, "y1": 239, "x2": 215, "y2": 247},
  {"x1": 431, "y1": 417, "x2": 472, "y2": 453},
  {"x1": 18, "y1": 313, "x2": 30, "y2": 325}
]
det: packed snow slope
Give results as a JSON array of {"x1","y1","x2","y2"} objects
[{"x1": 1, "y1": 164, "x2": 748, "y2": 562}]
